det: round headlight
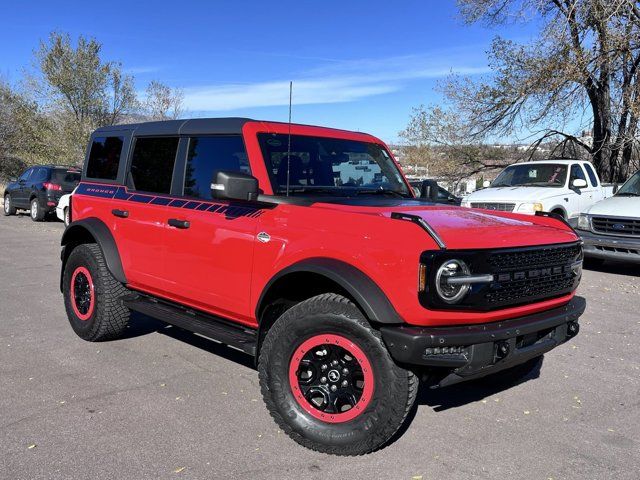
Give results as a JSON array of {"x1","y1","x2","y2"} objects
[{"x1": 435, "y1": 259, "x2": 471, "y2": 304}]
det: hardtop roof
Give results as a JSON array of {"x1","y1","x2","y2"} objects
[
  {"x1": 94, "y1": 117, "x2": 252, "y2": 136},
  {"x1": 93, "y1": 117, "x2": 376, "y2": 139}
]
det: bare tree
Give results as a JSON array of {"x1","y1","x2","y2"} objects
[
  {"x1": 424, "y1": 0, "x2": 640, "y2": 182},
  {"x1": 400, "y1": 105, "x2": 529, "y2": 183},
  {"x1": 144, "y1": 80, "x2": 184, "y2": 120}
]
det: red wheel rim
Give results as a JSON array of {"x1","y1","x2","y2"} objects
[
  {"x1": 289, "y1": 334, "x2": 374, "y2": 423},
  {"x1": 70, "y1": 266, "x2": 95, "y2": 321}
]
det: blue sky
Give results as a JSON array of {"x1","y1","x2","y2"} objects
[{"x1": 0, "y1": 1, "x2": 539, "y2": 143}]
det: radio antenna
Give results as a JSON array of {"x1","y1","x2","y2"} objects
[{"x1": 286, "y1": 81, "x2": 293, "y2": 197}]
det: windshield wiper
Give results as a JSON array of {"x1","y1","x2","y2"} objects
[
  {"x1": 354, "y1": 188, "x2": 407, "y2": 198},
  {"x1": 276, "y1": 186, "x2": 344, "y2": 196},
  {"x1": 490, "y1": 182, "x2": 513, "y2": 187}
]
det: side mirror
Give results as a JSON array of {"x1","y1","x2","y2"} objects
[
  {"x1": 572, "y1": 178, "x2": 587, "y2": 189},
  {"x1": 482, "y1": 180, "x2": 491, "y2": 188},
  {"x1": 420, "y1": 179, "x2": 439, "y2": 201},
  {"x1": 211, "y1": 171, "x2": 259, "y2": 202}
]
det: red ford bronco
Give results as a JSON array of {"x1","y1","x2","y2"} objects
[{"x1": 61, "y1": 118, "x2": 585, "y2": 455}]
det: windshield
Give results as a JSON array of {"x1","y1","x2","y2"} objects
[
  {"x1": 616, "y1": 170, "x2": 640, "y2": 196},
  {"x1": 492, "y1": 163, "x2": 568, "y2": 188},
  {"x1": 258, "y1": 133, "x2": 411, "y2": 197}
]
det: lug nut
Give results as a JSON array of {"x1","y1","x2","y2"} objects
[
  {"x1": 331, "y1": 360, "x2": 338, "y2": 367},
  {"x1": 321, "y1": 364, "x2": 328, "y2": 371},
  {"x1": 320, "y1": 376, "x2": 327, "y2": 384},
  {"x1": 330, "y1": 385, "x2": 337, "y2": 392},
  {"x1": 342, "y1": 368, "x2": 349, "y2": 375},
  {"x1": 341, "y1": 380, "x2": 348, "y2": 387}
]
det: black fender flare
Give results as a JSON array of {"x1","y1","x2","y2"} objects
[
  {"x1": 60, "y1": 217, "x2": 127, "y2": 290},
  {"x1": 256, "y1": 257, "x2": 404, "y2": 326}
]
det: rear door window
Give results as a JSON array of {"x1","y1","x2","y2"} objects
[
  {"x1": 130, "y1": 137, "x2": 179, "y2": 194},
  {"x1": 32, "y1": 168, "x2": 49, "y2": 182},
  {"x1": 183, "y1": 136, "x2": 249, "y2": 199}
]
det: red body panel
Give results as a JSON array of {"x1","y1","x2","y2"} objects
[{"x1": 72, "y1": 121, "x2": 581, "y2": 329}]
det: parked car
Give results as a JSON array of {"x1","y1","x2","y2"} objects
[
  {"x1": 60, "y1": 118, "x2": 585, "y2": 455},
  {"x1": 409, "y1": 179, "x2": 462, "y2": 205},
  {"x1": 577, "y1": 169, "x2": 640, "y2": 265},
  {"x1": 56, "y1": 190, "x2": 75, "y2": 227},
  {"x1": 461, "y1": 160, "x2": 614, "y2": 225},
  {"x1": 3, "y1": 165, "x2": 80, "y2": 221}
]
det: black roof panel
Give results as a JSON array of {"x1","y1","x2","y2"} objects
[{"x1": 94, "y1": 117, "x2": 253, "y2": 136}]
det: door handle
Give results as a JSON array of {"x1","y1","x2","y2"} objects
[
  {"x1": 112, "y1": 209, "x2": 129, "y2": 218},
  {"x1": 168, "y1": 218, "x2": 190, "y2": 229}
]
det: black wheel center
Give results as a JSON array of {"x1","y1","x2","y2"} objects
[
  {"x1": 73, "y1": 272, "x2": 92, "y2": 314},
  {"x1": 295, "y1": 343, "x2": 365, "y2": 415}
]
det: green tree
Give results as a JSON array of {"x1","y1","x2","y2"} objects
[{"x1": 32, "y1": 32, "x2": 137, "y2": 163}]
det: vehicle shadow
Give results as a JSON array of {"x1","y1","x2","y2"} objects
[
  {"x1": 583, "y1": 260, "x2": 639, "y2": 277},
  {"x1": 416, "y1": 358, "x2": 543, "y2": 412},
  {"x1": 384, "y1": 358, "x2": 544, "y2": 449},
  {"x1": 121, "y1": 312, "x2": 255, "y2": 370}
]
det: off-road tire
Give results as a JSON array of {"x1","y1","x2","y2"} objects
[
  {"x1": 258, "y1": 293, "x2": 418, "y2": 455},
  {"x1": 3, "y1": 194, "x2": 16, "y2": 216},
  {"x1": 30, "y1": 198, "x2": 45, "y2": 221},
  {"x1": 480, "y1": 355, "x2": 543, "y2": 387},
  {"x1": 63, "y1": 243, "x2": 130, "y2": 341}
]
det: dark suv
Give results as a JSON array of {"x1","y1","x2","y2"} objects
[{"x1": 3, "y1": 165, "x2": 80, "y2": 221}]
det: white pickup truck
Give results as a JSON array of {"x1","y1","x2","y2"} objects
[
  {"x1": 577, "y1": 169, "x2": 640, "y2": 265},
  {"x1": 461, "y1": 160, "x2": 615, "y2": 224}
]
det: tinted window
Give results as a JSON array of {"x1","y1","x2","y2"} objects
[
  {"x1": 32, "y1": 168, "x2": 49, "y2": 182},
  {"x1": 130, "y1": 137, "x2": 179, "y2": 194},
  {"x1": 583, "y1": 163, "x2": 599, "y2": 186},
  {"x1": 86, "y1": 136, "x2": 124, "y2": 180},
  {"x1": 52, "y1": 168, "x2": 81, "y2": 188},
  {"x1": 570, "y1": 164, "x2": 587, "y2": 183},
  {"x1": 183, "y1": 136, "x2": 250, "y2": 199}
]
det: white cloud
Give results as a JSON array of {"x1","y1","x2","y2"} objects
[{"x1": 181, "y1": 51, "x2": 490, "y2": 111}]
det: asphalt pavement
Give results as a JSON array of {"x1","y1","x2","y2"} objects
[{"x1": 0, "y1": 212, "x2": 639, "y2": 480}]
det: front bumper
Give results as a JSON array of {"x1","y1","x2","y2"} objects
[
  {"x1": 579, "y1": 229, "x2": 640, "y2": 264},
  {"x1": 380, "y1": 296, "x2": 585, "y2": 388}
]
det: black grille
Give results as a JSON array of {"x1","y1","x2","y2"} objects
[
  {"x1": 488, "y1": 243, "x2": 583, "y2": 271},
  {"x1": 470, "y1": 202, "x2": 515, "y2": 212},
  {"x1": 591, "y1": 216, "x2": 640, "y2": 236},
  {"x1": 420, "y1": 242, "x2": 582, "y2": 311},
  {"x1": 485, "y1": 272, "x2": 576, "y2": 305}
]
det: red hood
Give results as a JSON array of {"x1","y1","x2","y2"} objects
[{"x1": 314, "y1": 203, "x2": 579, "y2": 250}]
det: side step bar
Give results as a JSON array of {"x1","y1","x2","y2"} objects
[{"x1": 123, "y1": 294, "x2": 257, "y2": 356}]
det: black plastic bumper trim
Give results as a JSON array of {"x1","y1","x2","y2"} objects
[{"x1": 380, "y1": 296, "x2": 585, "y2": 386}]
